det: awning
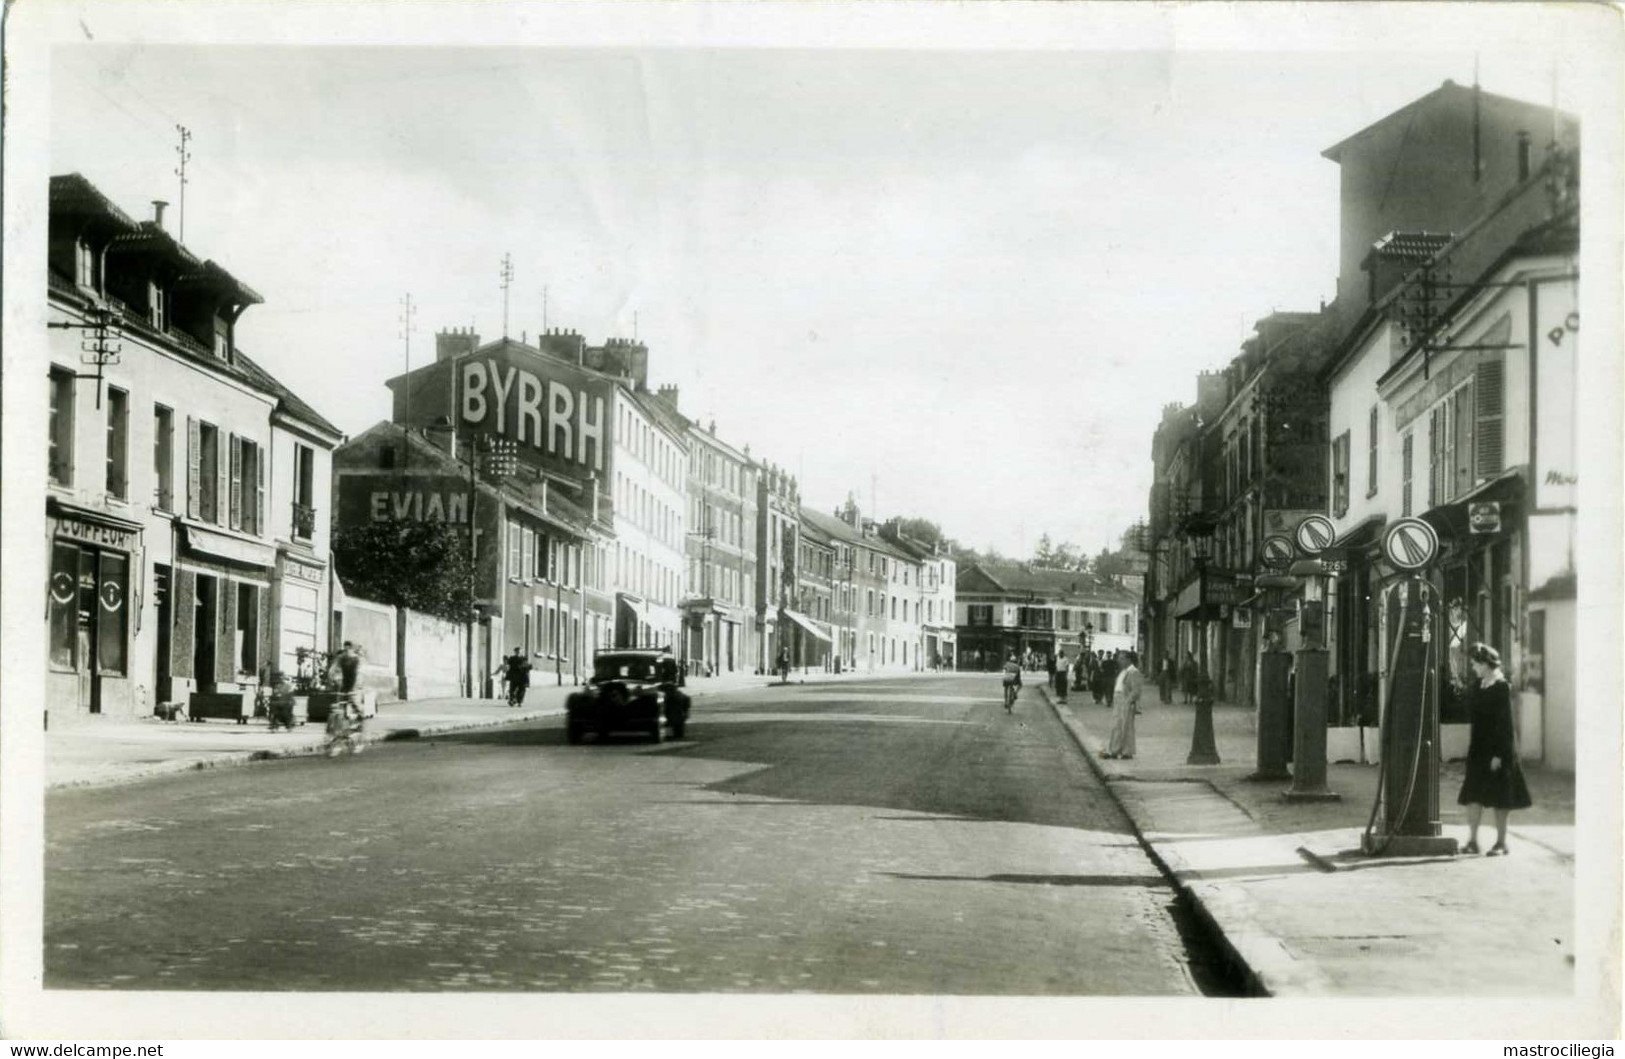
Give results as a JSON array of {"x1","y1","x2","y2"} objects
[
  {"x1": 182, "y1": 523, "x2": 277, "y2": 569},
  {"x1": 1420, "y1": 469, "x2": 1525, "y2": 543},
  {"x1": 616, "y1": 593, "x2": 647, "y2": 622},
  {"x1": 780, "y1": 608, "x2": 832, "y2": 643}
]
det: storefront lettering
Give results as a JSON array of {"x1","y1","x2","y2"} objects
[
  {"x1": 53, "y1": 517, "x2": 135, "y2": 550},
  {"x1": 369, "y1": 491, "x2": 470, "y2": 524},
  {"x1": 1545, "y1": 470, "x2": 1578, "y2": 487},
  {"x1": 461, "y1": 359, "x2": 605, "y2": 472},
  {"x1": 1547, "y1": 312, "x2": 1579, "y2": 347},
  {"x1": 284, "y1": 559, "x2": 324, "y2": 584}
]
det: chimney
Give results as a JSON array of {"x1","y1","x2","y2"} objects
[
  {"x1": 435, "y1": 327, "x2": 481, "y2": 363},
  {"x1": 1517, "y1": 130, "x2": 1532, "y2": 181},
  {"x1": 152, "y1": 200, "x2": 168, "y2": 229}
]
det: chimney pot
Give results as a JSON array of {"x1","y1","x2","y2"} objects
[{"x1": 152, "y1": 200, "x2": 168, "y2": 228}]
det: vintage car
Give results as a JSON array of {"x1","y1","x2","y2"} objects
[{"x1": 565, "y1": 648, "x2": 691, "y2": 744}]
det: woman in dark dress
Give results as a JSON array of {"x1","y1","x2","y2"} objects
[{"x1": 1457, "y1": 643, "x2": 1532, "y2": 856}]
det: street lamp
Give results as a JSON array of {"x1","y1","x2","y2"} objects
[{"x1": 1183, "y1": 511, "x2": 1221, "y2": 765}]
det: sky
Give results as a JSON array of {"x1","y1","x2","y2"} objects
[{"x1": 39, "y1": 5, "x2": 1605, "y2": 561}]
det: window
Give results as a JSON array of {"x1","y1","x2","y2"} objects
[
  {"x1": 1367, "y1": 405, "x2": 1379, "y2": 498},
  {"x1": 149, "y1": 281, "x2": 167, "y2": 330},
  {"x1": 48, "y1": 542, "x2": 128, "y2": 675},
  {"x1": 192, "y1": 421, "x2": 221, "y2": 524},
  {"x1": 213, "y1": 316, "x2": 230, "y2": 360},
  {"x1": 1401, "y1": 432, "x2": 1414, "y2": 517},
  {"x1": 153, "y1": 406, "x2": 175, "y2": 510},
  {"x1": 1122, "y1": 613, "x2": 1133, "y2": 634},
  {"x1": 229, "y1": 436, "x2": 263, "y2": 535},
  {"x1": 1331, "y1": 430, "x2": 1351, "y2": 517},
  {"x1": 103, "y1": 387, "x2": 129, "y2": 499},
  {"x1": 49, "y1": 368, "x2": 75, "y2": 486},
  {"x1": 75, "y1": 240, "x2": 95, "y2": 288},
  {"x1": 521, "y1": 527, "x2": 535, "y2": 580},
  {"x1": 293, "y1": 444, "x2": 316, "y2": 539}
]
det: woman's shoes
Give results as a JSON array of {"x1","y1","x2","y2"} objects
[
  {"x1": 1486, "y1": 843, "x2": 1509, "y2": 857},
  {"x1": 1461, "y1": 840, "x2": 1480, "y2": 855}
]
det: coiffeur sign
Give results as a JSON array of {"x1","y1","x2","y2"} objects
[{"x1": 458, "y1": 348, "x2": 610, "y2": 478}]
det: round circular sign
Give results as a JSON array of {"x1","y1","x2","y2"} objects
[
  {"x1": 1382, "y1": 517, "x2": 1439, "y2": 570},
  {"x1": 1259, "y1": 535, "x2": 1295, "y2": 570},
  {"x1": 100, "y1": 579, "x2": 124, "y2": 612},
  {"x1": 50, "y1": 571, "x2": 76, "y2": 605},
  {"x1": 1294, "y1": 515, "x2": 1336, "y2": 556}
]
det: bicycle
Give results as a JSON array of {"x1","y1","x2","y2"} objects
[{"x1": 1002, "y1": 676, "x2": 1019, "y2": 712}]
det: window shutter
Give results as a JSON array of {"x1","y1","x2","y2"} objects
[
  {"x1": 1454, "y1": 382, "x2": 1475, "y2": 500},
  {"x1": 215, "y1": 429, "x2": 230, "y2": 526},
  {"x1": 1401, "y1": 432, "x2": 1413, "y2": 517},
  {"x1": 186, "y1": 417, "x2": 201, "y2": 519},
  {"x1": 1427, "y1": 407, "x2": 1440, "y2": 509},
  {"x1": 1475, "y1": 358, "x2": 1505, "y2": 481},
  {"x1": 256, "y1": 443, "x2": 266, "y2": 536},
  {"x1": 229, "y1": 434, "x2": 243, "y2": 530}
]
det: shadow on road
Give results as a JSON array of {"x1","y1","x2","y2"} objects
[{"x1": 881, "y1": 871, "x2": 1168, "y2": 888}]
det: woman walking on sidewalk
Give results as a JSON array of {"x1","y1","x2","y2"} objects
[
  {"x1": 1457, "y1": 643, "x2": 1531, "y2": 855},
  {"x1": 1102, "y1": 650, "x2": 1142, "y2": 759}
]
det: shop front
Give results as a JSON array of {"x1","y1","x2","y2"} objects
[{"x1": 46, "y1": 499, "x2": 145, "y2": 724}]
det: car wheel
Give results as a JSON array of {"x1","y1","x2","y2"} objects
[
  {"x1": 669, "y1": 718, "x2": 686, "y2": 740},
  {"x1": 566, "y1": 719, "x2": 585, "y2": 744},
  {"x1": 648, "y1": 721, "x2": 664, "y2": 744}
]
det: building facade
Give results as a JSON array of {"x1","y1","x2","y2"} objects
[
  {"x1": 956, "y1": 563, "x2": 1140, "y2": 671},
  {"x1": 755, "y1": 462, "x2": 801, "y2": 671},
  {"x1": 44, "y1": 173, "x2": 342, "y2": 724}
]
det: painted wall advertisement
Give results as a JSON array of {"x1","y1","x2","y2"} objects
[
  {"x1": 1533, "y1": 280, "x2": 1577, "y2": 512},
  {"x1": 457, "y1": 345, "x2": 613, "y2": 482},
  {"x1": 335, "y1": 472, "x2": 504, "y2": 609}
]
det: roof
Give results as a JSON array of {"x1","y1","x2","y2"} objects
[
  {"x1": 958, "y1": 561, "x2": 1137, "y2": 606},
  {"x1": 1365, "y1": 230, "x2": 1456, "y2": 264},
  {"x1": 799, "y1": 506, "x2": 862, "y2": 545},
  {"x1": 236, "y1": 350, "x2": 343, "y2": 439},
  {"x1": 1321, "y1": 81, "x2": 1572, "y2": 163}
]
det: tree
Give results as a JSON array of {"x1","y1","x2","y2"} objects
[
  {"x1": 894, "y1": 517, "x2": 944, "y2": 549},
  {"x1": 1033, "y1": 532, "x2": 1055, "y2": 565},
  {"x1": 332, "y1": 518, "x2": 476, "y2": 622}
]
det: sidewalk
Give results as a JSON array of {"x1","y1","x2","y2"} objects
[
  {"x1": 44, "y1": 666, "x2": 941, "y2": 790},
  {"x1": 1038, "y1": 683, "x2": 1576, "y2": 996}
]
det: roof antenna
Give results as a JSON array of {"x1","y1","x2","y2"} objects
[
  {"x1": 174, "y1": 124, "x2": 192, "y2": 244},
  {"x1": 1472, "y1": 54, "x2": 1482, "y2": 183}
]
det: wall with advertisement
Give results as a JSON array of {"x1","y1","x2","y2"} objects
[
  {"x1": 455, "y1": 343, "x2": 613, "y2": 481},
  {"x1": 333, "y1": 470, "x2": 505, "y2": 610}
]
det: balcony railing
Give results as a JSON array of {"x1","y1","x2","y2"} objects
[{"x1": 292, "y1": 502, "x2": 317, "y2": 541}]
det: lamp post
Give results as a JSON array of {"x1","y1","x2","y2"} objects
[{"x1": 1183, "y1": 512, "x2": 1221, "y2": 765}]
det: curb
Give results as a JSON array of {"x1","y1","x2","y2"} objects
[
  {"x1": 46, "y1": 672, "x2": 881, "y2": 792},
  {"x1": 1035, "y1": 683, "x2": 1277, "y2": 998}
]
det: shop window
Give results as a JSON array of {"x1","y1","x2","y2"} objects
[
  {"x1": 105, "y1": 387, "x2": 129, "y2": 500},
  {"x1": 96, "y1": 551, "x2": 129, "y2": 676},
  {"x1": 236, "y1": 582, "x2": 259, "y2": 677},
  {"x1": 48, "y1": 541, "x2": 78, "y2": 667},
  {"x1": 49, "y1": 368, "x2": 75, "y2": 486},
  {"x1": 154, "y1": 405, "x2": 175, "y2": 510}
]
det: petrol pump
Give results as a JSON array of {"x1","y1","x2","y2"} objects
[{"x1": 1361, "y1": 517, "x2": 1459, "y2": 857}]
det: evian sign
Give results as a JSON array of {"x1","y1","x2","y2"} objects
[{"x1": 459, "y1": 354, "x2": 607, "y2": 474}]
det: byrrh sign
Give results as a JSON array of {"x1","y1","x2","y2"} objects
[{"x1": 459, "y1": 350, "x2": 609, "y2": 475}]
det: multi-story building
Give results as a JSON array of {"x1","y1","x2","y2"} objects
[
  {"x1": 44, "y1": 174, "x2": 343, "y2": 723},
  {"x1": 881, "y1": 521, "x2": 957, "y2": 670},
  {"x1": 647, "y1": 390, "x2": 759, "y2": 677},
  {"x1": 955, "y1": 562, "x2": 1139, "y2": 670},
  {"x1": 1321, "y1": 139, "x2": 1579, "y2": 768},
  {"x1": 755, "y1": 461, "x2": 801, "y2": 671},
  {"x1": 801, "y1": 506, "x2": 862, "y2": 672},
  {"x1": 831, "y1": 498, "x2": 893, "y2": 672},
  {"x1": 791, "y1": 511, "x2": 837, "y2": 671}
]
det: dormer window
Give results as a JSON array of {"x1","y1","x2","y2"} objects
[
  {"x1": 75, "y1": 238, "x2": 98, "y2": 291},
  {"x1": 149, "y1": 282, "x2": 166, "y2": 330},
  {"x1": 213, "y1": 316, "x2": 230, "y2": 360}
]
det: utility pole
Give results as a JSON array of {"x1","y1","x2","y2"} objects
[
  {"x1": 174, "y1": 125, "x2": 192, "y2": 244},
  {"x1": 499, "y1": 253, "x2": 514, "y2": 339},
  {"x1": 542, "y1": 285, "x2": 549, "y2": 331}
]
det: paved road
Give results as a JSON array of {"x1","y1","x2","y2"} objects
[{"x1": 46, "y1": 674, "x2": 1204, "y2": 994}]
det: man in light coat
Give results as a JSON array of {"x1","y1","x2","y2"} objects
[{"x1": 1103, "y1": 649, "x2": 1144, "y2": 760}]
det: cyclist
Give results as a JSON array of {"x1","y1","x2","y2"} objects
[{"x1": 1001, "y1": 652, "x2": 1022, "y2": 711}]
